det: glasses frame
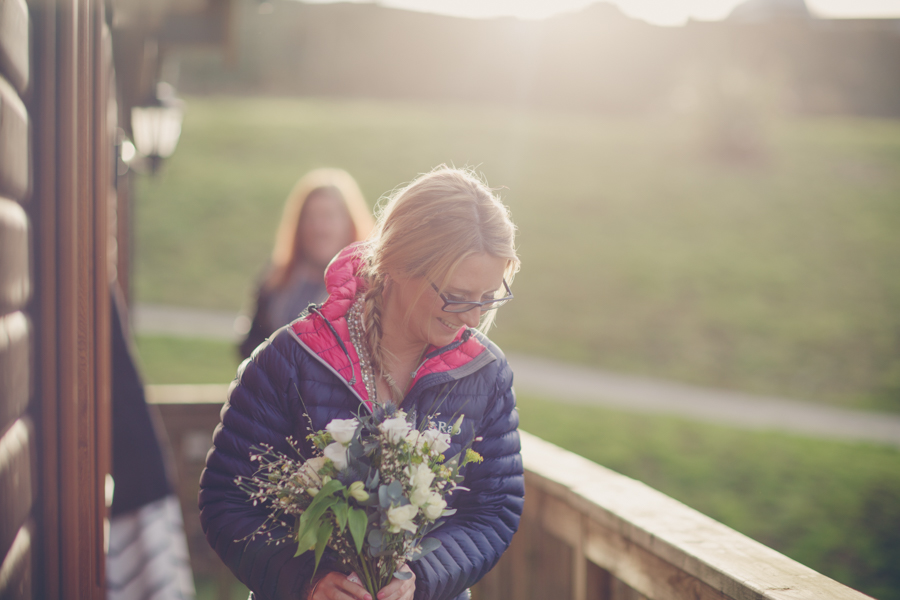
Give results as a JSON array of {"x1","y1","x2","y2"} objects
[{"x1": 430, "y1": 278, "x2": 514, "y2": 313}]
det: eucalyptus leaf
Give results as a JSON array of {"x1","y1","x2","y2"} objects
[
  {"x1": 393, "y1": 571, "x2": 413, "y2": 580},
  {"x1": 386, "y1": 480, "x2": 403, "y2": 502},
  {"x1": 379, "y1": 484, "x2": 391, "y2": 508},
  {"x1": 367, "y1": 528, "x2": 384, "y2": 548},
  {"x1": 410, "y1": 537, "x2": 442, "y2": 561}
]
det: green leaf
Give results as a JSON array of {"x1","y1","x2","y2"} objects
[
  {"x1": 333, "y1": 501, "x2": 349, "y2": 533},
  {"x1": 295, "y1": 524, "x2": 318, "y2": 557},
  {"x1": 318, "y1": 478, "x2": 346, "y2": 498},
  {"x1": 313, "y1": 521, "x2": 334, "y2": 576},
  {"x1": 348, "y1": 507, "x2": 368, "y2": 555},
  {"x1": 295, "y1": 496, "x2": 338, "y2": 552}
]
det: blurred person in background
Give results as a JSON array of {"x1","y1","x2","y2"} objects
[{"x1": 238, "y1": 168, "x2": 374, "y2": 358}]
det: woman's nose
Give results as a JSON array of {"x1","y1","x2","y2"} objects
[{"x1": 459, "y1": 307, "x2": 481, "y2": 328}]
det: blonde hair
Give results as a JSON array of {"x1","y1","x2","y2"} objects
[
  {"x1": 267, "y1": 168, "x2": 374, "y2": 289},
  {"x1": 359, "y1": 166, "x2": 519, "y2": 381}
]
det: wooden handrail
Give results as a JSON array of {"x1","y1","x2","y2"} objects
[
  {"x1": 146, "y1": 385, "x2": 873, "y2": 600},
  {"x1": 476, "y1": 432, "x2": 873, "y2": 600}
]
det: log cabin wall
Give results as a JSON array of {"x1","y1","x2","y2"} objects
[
  {"x1": 0, "y1": 0, "x2": 38, "y2": 597},
  {"x1": 0, "y1": 0, "x2": 114, "y2": 598}
]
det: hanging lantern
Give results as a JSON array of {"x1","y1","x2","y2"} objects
[{"x1": 131, "y1": 83, "x2": 184, "y2": 173}]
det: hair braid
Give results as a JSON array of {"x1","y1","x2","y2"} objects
[{"x1": 362, "y1": 273, "x2": 387, "y2": 391}]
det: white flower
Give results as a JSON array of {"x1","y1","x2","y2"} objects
[
  {"x1": 410, "y1": 486, "x2": 431, "y2": 507},
  {"x1": 380, "y1": 416, "x2": 412, "y2": 444},
  {"x1": 404, "y1": 430, "x2": 427, "y2": 450},
  {"x1": 410, "y1": 464, "x2": 436, "y2": 490},
  {"x1": 409, "y1": 465, "x2": 437, "y2": 506},
  {"x1": 386, "y1": 504, "x2": 418, "y2": 533},
  {"x1": 423, "y1": 429, "x2": 451, "y2": 454},
  {"x1": 326, "y1": 418, "x2": 359, "y2": 445},
  {"x1": 422, "y1": 493, "x2": 447, "y2": 520},
  {"x1": 323, "y1": 441, "x2": 348, "y2": 470},
  {"x1": 298, "y1": 456, "x2": 326, "y2": 486}
]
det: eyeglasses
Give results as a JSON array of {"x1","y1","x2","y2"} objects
[{"x1": 430, "y1": 279, "x2": 514, "y2": 313}]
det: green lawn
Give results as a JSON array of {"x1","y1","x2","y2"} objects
[
  {"x1": 134, "y1": 335, "x2": 241, "y2": 385},
  {"x1": 133, "y1": 96, "x2": 900, "y2": 412}
]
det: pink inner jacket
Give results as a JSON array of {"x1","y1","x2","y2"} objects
[{"x1": 290, "y1": 244, "x2": 487, "y2": 405}]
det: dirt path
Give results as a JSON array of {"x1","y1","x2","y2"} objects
[{"x1": 134, "y1": 303, "x2": 900, "y2": 448}]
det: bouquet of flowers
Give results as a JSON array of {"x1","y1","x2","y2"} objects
[{"x1": 236, "y1": 403, "x2": 482, "y2": 598}]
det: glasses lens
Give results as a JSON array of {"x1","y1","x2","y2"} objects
[
  {"x1": 443, "y1": 302, "x2": 482, "y2": 313},
  {"x1": 479, "y1": 298, "x2": 511, "y2": 312},
  {"x1": 442, "y1": 297, "x2": 511, "y2": 313}
]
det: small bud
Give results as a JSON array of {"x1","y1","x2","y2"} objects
[
  {"x1": 451, "y1": 414, "x2": 465, "y2": 436},
  {"x1": 349, "y1": 481, "x2": 370, "y2": 502}
]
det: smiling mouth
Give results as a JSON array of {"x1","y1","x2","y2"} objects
[{"x1": 438, "y1": 317, "x2": 458, "y2": 331}]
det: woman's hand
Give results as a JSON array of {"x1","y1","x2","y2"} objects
[
  {"x1": 308, "y1": 571, "x2": 371, "y2": 600},
  {"x1": 375, "y1": 565, "x2": 416, "y2": 600}
]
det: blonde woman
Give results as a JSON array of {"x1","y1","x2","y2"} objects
[
  {"x1": 203, "y1": 167, "x2": 523, "y2": 600},
  {"x1": 238, "y1": 168, "x2": 374, "y2": 358}
]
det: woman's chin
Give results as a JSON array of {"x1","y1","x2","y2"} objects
[{"x1": 429, "y1": 320, "x2": 461, "y2": 346}]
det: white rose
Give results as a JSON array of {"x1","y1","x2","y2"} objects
[
  {"x1": 410, "y1": 464, "x2": 436, "y2": 490},
  {"x1": 408, "y1": 465, "x2": 436, "y2": 506},
  {"x1": 410, "y1": 486, "x2": 431, "y2": 507},
  {"x1": 323, "y1": 441, "x2": 348, "y2": 470},
  {"x1": 386, "y1": 504, "x2": 419, "y2": 533},
  {"x1": 422, "y1": 493, "x2": 447, "y2": 520},
  {"x1": 404, "y1": 430, "x2": 427, "y2": 450},
  {"x1": 326, "y1": 418, "x2": 359, "y2": 445},
  {"x1": 423, "y1": 429, "x2": 451, "y2": 454},
  {"x1": 380, "y1": 417, "x2": 412, "y2": 444}
]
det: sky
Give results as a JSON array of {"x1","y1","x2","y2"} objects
[{"x1": 298, "y1": 0, "x2": 900, "y2": 26}]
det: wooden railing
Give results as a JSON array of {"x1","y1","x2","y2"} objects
[{"x1": 147, "y1": 385, "x2": 873, "y2": 600}]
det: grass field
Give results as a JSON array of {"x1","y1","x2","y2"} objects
[{"x1": 133, "y1": 96, "x2": 900, "y2": 412}]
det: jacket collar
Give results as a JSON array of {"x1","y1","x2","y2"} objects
[{"x1": 290, "y1": 244, "x2": 488, "y2": 401}]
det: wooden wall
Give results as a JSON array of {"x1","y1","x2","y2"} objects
[
  {"x1": 0, "y1": 0, "x2": 37, "y2": 597},
  {"x1": 0, "y1": 1, "x2": 116, "y2": 598}
]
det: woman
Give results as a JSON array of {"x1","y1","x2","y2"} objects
[
  {"x1": 201, "y1": 167, "x2": 524, "y2": 600},
  {"x1": 238, "y1": 168, "x2": 374, "y2": 359}
]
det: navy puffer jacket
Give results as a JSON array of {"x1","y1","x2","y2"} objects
[{"x1": 199, "y1": 246, "x2": 524, "y2": 600}]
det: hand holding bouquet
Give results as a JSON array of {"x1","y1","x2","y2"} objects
[{"x1": 236, "y1": 403, "x2": 482, "y2": 599}]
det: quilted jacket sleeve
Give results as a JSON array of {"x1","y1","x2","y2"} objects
[
  {"x1": 198, "y1": 336, "x2": 339, "y2": 600},
  {"x1": 409, "y1": 358, "x2": 525, "y2": 600}
]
